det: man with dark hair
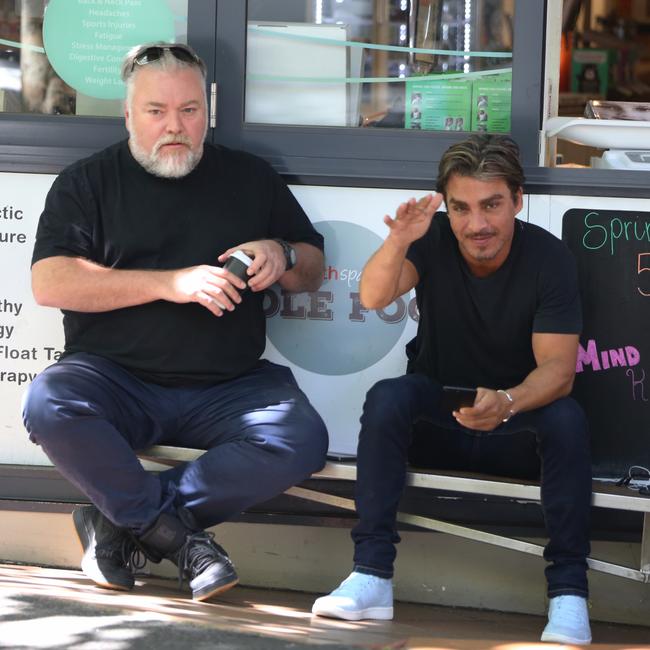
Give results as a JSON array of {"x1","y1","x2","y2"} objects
[
  {"x1": 312, "y1": 135, "x2": 592, "y2": 645},
  {"x1": 23, "y1": 42, "x2": 328, "y2": 602}
]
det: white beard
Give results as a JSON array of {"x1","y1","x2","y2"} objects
[{"x1": 129, "y1": 132, "x2": 203, "y2": 179}]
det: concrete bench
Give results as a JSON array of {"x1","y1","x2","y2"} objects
[{"x1": 138, "y1": 445, "x2": 650, "y2": 585}]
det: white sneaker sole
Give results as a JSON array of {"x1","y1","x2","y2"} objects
[
  {"x1": 541, "y1": 630, "x2": 592, "y2": 645},
  {"x1": 312, "y1": 604, "x2": 393, "y2": 621}
]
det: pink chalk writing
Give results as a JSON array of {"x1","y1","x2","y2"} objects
[{"x1": 576, "y1": 339, "x2": 641, "y2": 373}]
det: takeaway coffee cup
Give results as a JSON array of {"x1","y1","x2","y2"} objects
[{"x1": 223, "y1": 250, "x2": 253, "y2": 283}]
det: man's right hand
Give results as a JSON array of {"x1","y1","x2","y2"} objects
[
  {"x1": 164, "y1": 264, "x2": 248, "y2": 317},
  {"x1": 31, "y1": 257, "x2": 248, "y2": 316},
  {"x1": 383, "y1": 193, "x2": 442, "y2": 249}
]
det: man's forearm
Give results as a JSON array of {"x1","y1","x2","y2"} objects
[
  {"x1": 277, "y1": 243, "x2": 324, "y2": 293},
  {"x1": 359, "y1": 193, "x2": 438, "y2": 309},
  {"x1": 32, "y1": 256, "x2": 172, "y2": 312},
  {"x1": 459, "y1": 333, "x2": 579, "y2": 432},
  {"x1": 359, "y1": 238, "x2": 410, "y2": 310},
  {"x1": 504, "y1": 359, "x2": 576, "y2": 416}
]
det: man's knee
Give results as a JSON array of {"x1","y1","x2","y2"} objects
[
  {"x1": 537, "y1": 397, "x2": 589, "y2": 453},
  {"x1": 357, "y1": 376, "x2": 427, "y2": 452},
  {"x1": 272, "y1": 398, "x2": 328, "y2": 480},
  {"x1": 363, "y1": 376, "x2": 415, "y2": 417},
  {"x1": 22, "y1": 367, "x2": 64, "y2": 442},
  {"x1": 296, "y1": 402, "x2": 329, "y2": 475},
  {"x1": 22, "y1": 364, "x2": 93, "y2": 444},
  {"x1": 361, "y1": 374, "x2": 431, "y2": 428}
]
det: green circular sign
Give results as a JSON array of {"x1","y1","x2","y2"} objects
[
  {"x1": 266, "y1": 221, "x2": 410, "y2": 375},
  {"x1": 43, "y1": 0, "x2": 175, "y2": 100}
]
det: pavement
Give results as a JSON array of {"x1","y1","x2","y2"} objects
[{"x1": 0, "y1": 563, "x2": 649, "y2": 649}]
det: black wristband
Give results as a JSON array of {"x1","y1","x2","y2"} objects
[{"x1": 273, "y1": 238, "x2": 296, "y2": 271}]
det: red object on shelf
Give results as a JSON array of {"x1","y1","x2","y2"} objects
[{"x1": 560, "y1": 32, "x2": 572, "y2": 93}]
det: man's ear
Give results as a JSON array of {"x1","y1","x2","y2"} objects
[
  {"x1": 124, "y1": 102, "x2": 131, "y2": 132},
  {"x1": 514, "y1": 187, "x2": 524, "y2": 213}
]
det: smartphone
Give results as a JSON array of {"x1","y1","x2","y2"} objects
[{"x1": 440, "y1": 385, "x2": 477, "y2": 412}]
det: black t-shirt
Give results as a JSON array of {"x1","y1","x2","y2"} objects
[
  {"x1": 33, "y1": 140, "x2": 323, "y2": 386},
  {"x1": 406, "y1": 213, "x2": 582, "y2": 389}
]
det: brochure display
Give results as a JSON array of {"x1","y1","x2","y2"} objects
[
  {"x1": 405, "y1": 71, "x2": 511, "y2": 133},
  {"x1": 405, "y1": 77, "x2": 472, "y2": 131},
  {"x1": 470, "y1": 71, "x2": 512, "y2": 133}
]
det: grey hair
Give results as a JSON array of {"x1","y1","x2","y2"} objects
[
  {"x1": 121, "y1": 42, "x2": 207, "y2": 110},
  {"x1": 436, "y1": 134, "x2": 525, "y2": 200}
]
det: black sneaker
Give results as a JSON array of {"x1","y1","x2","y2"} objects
[
  {"x1": 72, "y1": 505, "x2": 141, "y2": 591},
  {"x1": 172, "y1": 531, "x2": 239, "y2": 601}
]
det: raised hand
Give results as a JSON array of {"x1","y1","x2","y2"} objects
[{"x1": 384, "y1": 193, "x2": 443, "y2": 248}]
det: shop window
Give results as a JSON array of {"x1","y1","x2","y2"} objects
[
  {"x1": 0, "y1": 0, "x2": 548, "y2": 183},
  {"x1": 0, "y1": 0, "x2": 189, "y2": 118},
  {"x1": 245, "y1": 0, "x2": 514, "y2": 134},
  {"x1": 212, "y1": 0, "x2": 540, "y2": 184},
  {"x1": 546, "y1": 0, "x2": 650, "y2": 173}
]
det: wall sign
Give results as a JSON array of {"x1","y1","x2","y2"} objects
[
  {"x1": 0, "y1": 173, "x2": 62, "y2": 465},
  {"x1": 266, "y1": 221, "x2": 412, "y2": 376},
  {"x1": 43, "y1": 0, "x2": 175, "y2": 99},
  {"x1": 563, "y1": 208, "x2": 649, "y2": 477}
]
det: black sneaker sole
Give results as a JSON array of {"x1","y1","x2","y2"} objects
[
  {"x1": 72, "y1": 506, "x2": 134, "y2": 591},
  {"x1": 192, "y1": 570, "x2": 239, "y2": 602}
]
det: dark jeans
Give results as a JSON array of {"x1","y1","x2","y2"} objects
[
  {"x1": 351, "y1": 373, "x2": 591, "y2": 598},
  {"x1": 22, "y1": 352, "x2": 328, "y2": 534}
]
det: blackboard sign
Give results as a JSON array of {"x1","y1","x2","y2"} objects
[{"x1": 562, "y1": 208, "x2": 649, "y2": 478}]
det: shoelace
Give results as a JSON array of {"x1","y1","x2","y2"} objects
[
  {"x1": 175, "y1": 531, "x2": 231, "y2": 588},
  {"x1": 125, "y1": 538, "x2": 147, "y2": 573},
  {"x1": 96, "y1": 530, "x2": 146, "y2": 573}
]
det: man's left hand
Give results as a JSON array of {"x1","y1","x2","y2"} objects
[
  {"x1": 218, "y1": 239, "x2": 288, "y2": 292},
  {"x1": 452, "y1": 387, "x2": 512, "y2": 432}
]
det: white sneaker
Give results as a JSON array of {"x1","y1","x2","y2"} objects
[
  {"x1": 541, "y1": 595, "x2": 592, "y2": 645},
  {"x1": 312, "y1": 571, "x2": 394, "y2": 621}
]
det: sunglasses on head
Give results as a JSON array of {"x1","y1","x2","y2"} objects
[{"x1": 130, "y1": 45, "x2": 201, "y2": 72}]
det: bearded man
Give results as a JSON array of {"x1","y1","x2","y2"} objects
[{"x1": 23, "y1": 42, "x2": 328, "y2": 601}]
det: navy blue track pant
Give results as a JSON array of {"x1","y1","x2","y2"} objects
[{"x1": 22, "y1": 352, "x2": 328, "y2": 534}]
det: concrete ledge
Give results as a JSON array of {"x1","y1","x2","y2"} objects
[{"x1": 1, "y1": 509, "x2": 648, "y2": 628}]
